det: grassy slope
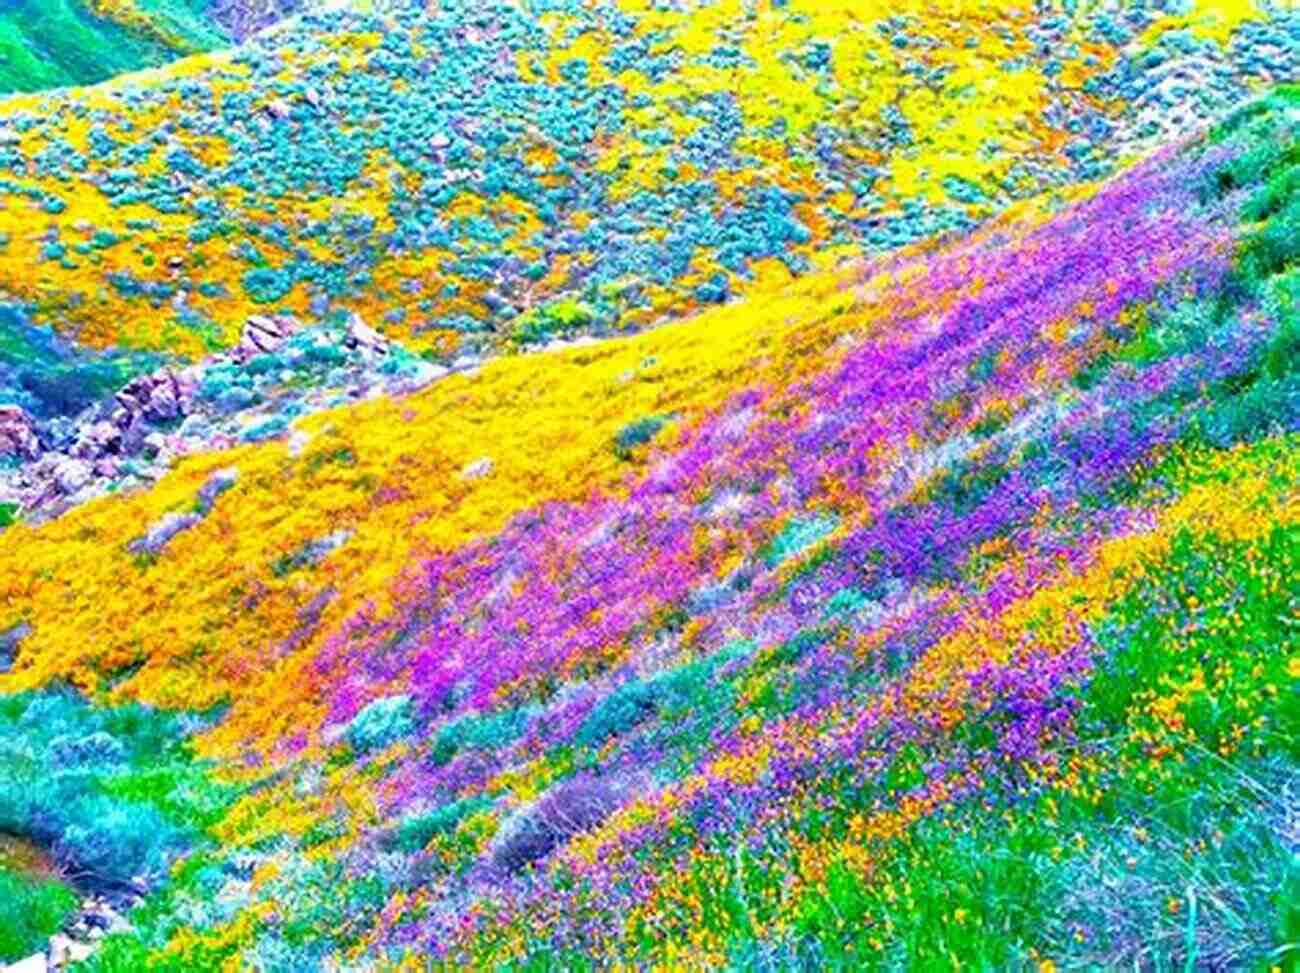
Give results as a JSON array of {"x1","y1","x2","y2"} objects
[
  {"x1": 0, "y1": 0, "x2": 226, "y2": 93},
  {"x1": 0, "y1": 1, "x2": 1292, "y2": 967},
  {"x1": 0, "y1": 87, "x2": 1291, "y2": 969},
  {"x1": 0, "y1": 837, "x2": 78, "y2": 964}
]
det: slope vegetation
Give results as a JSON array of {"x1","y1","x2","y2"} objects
[
  {"x1": 0, "y1": 68, "x2": 1296, "y2": 968},
  {"x1": 0, "y1": 0, "x2": 1291, "y2": 365},
  {"x1": 0, "y1": 0, "x2": 238, "y2": 94}
]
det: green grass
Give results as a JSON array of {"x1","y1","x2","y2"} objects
[
  {"x1": 0, "y1": 689, "x2": 238, "y2": 893},
  {"x1": 701, "y1": 497, "x2": 1300, "y2": 971},
  {"x1": 0, "y1": 0, "x2": 226, "y2": 94},
  {"x1": 0, "y1": 865, "x2": 78, "y2": 963}
]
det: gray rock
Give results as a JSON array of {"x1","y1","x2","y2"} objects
[
  {"x1": 459, "y1": 457, "x2": 494, "y2": 480},
  {"x1": 51, "y1": 457, "x2": 92, "y2": 495},
  {"x1": 127, "y1": 511, "x2": 203, "y2": 556},
  {"x1": 6, "y1": 952, "x2": 46, "y2": 973},
  {"x1": 265, "y1": 98, "x2": 292, "y2": 121},
  {"x1": 233, "y1": 314, "x2": 299, "y2": 362},
  {"x1": 196, "y1": 467, "x2": 239, "y2": 513},
  {"x1": 344, "y1": 313, "x2": 389, "y2": 358},
  {"x1": 0, "y1": 405, "x2": 41, "y2": 461},
  {"x1": 0, "y1": 622, "x2": 30, "y2": 673},
  {"x1": 70, "y1": 420, "x2": 124, "y2": 459},
  {"x1": 115, "y1": 369, "x2": 185, "y2": 424}
]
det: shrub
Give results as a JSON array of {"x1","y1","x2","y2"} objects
[
  {"x1": 491, "y1": 774, "x2": 623, "y2": 872},
  {"x1": 613, "y1": 414, "x2": 669, "y2": 460},
  {"x1": 0, "y1": 689, "x2": 231, "y2": 893},
  {"x1": 577, "y1": 653, "x2": 734, "y2": 747},
  {"x1": 242, "y1": 267, "x2": 295, "y2": 304},
  {"x1": 344, "y1": 694, "x2": 416, "y2": 754},
  {"x1": 56, "y1": 798, "x2": 185, "y2": 888},
  {"x1": 761, "y1": 515, "x2": 837, "y2": 567},
  {"x1": 383, "y1": 795, "x2": 493, "y2": 854},
  {"x1": 1239, "y1": 196, "x2": 1300, "y2": 282},
  {"x1": 575, "y1": 679, "x2": 659, "y2": 747},
  {"x1": 427, "y1": 705, "x2": 534, "y2": 768},
  {"x1": 511, "y1": 299, "x2": 594, "y2": 346},
  {"x1": 49, "y1": 730, "x2": 126, "y2": 768}
]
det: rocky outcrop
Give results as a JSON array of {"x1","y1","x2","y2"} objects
[
  {"x1": 206, "y1": 0, "x2": 307, "y2": 41},
  {"x1": 0, "y1": 886, "x2": 138, "y2": 972},
  {"x1": 196, "y1": 467, "x2": 239, "y2": 513},
  {"x1": 0, "y1": 621, "x2": 30, "y2": 673},
  {"x1": 115, "y1": 369, "x2": 187, "y2": 425},
  {"x1": 127, "y1": 512, "x2": 204, "y2": 557},
  {"x1": 0, "y1": 313, "x2": 447, "y2": 523},
  {"x1": 48, "y1": 893, "x2": 135, "y2": 970},
  {"x1": 459, "y1": 457, "x2": 494, "y2": 480},
  {"x1": 6, "y1": 953, "x2": 47, "y2": 972}
]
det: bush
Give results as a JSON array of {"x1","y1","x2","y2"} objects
[
  {"x1": 575, "y1": 679, "x2": 659, "y2": 747},
  {"x1": 56, "y1": 798, "x2": 184, "y2": 888},
  {"x1": 612, "y1": 414, "x2": 669, "y2": 460},
  {"x1": 242, "y1": 267, "x2": 295, "y2": 304},
  {"x1": 344, "y1": 694, "x2": 416, "y2": 754},
  {"x1": 0, "y1": 689, "x2": 231, "y2": 893},
  {"x1": 761, "y1": 515, "x2": 837, "y2": 567},
  {"x1": 491, "y1": 774, "x2": 623, "y2": 872},
  {"x1": 427, "y1": 705, "x2": 534, "y2": 767},
  {"x1": 576, "y1": 654, "x2": 732, "y2": 747},
  {"x1": 49, "y1": 730, "x2": 127, "y2": 768},
  {"x1": 511, "y1": 299, "x2": 594, "y2": 346},
  {"x1": 383, "y1": 795, "x2": 493, "y2": 854},
  {"x1": 1240, "y1": 196, "x2": 1300, "y2": 282}
]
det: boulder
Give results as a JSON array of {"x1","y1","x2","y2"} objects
[
  {"x1": 0, "y1": 405, "x2": 41, "y2": 461},
  {"x1": 5, "y1": 952, "x2": 46, "y2": 973},
  {"x1": 460, "y1": 457, "x2": 494, "y2": 480},
  {"x1": 234, "y1": 314, "x2": 299, "y2": 362},
  {"x1": 344, "y1": 313, "x2": 389, "y2": 358},
  {"x1": 69, "y1": 420, "x2": 124, "y2": 460},
  {"x1": 196, "y1": 467, "x2": 239, "y2": 513},
  {"x1": 127, "y1": 511, "x2": 203, "y2": 557},
  {"x1": 265, "y1": 98, "x2": 292, "y2": 121},
  {"x1": 0, "y1": 622, "x2": 30, "y2": 673},
  {"x1": 115, "y1": 369, "x2": 186, "y2": 424},
  {"x1": 49, "y1": 456, "x2": 92, "y2": 495}
]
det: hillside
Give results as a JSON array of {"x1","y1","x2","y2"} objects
[
  {"x1": 0, "y1": 2, "x2": 1297, "y2": 971},
  {"x1": 1, "y1": 0, "x2": 1293, "y2": 365},
  {"x1": 0, "y1": 1, "x2": 304, "y2": 95}
]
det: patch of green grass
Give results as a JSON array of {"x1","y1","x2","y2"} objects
[
  {"x1": 613, "y1": 414, "x2": 672, "y2": 460},
  {"x1": 0, "y1": 865, "x2": 78, "y2": 963},
  {"x1": 511, "y1": 299, "x2": 595, "y2": 347},
  {"x1": 0, "y1": 0, "x2": 226, "y2": 94},
  {"x1": 742, "y1": 493, "x2": 1300, "y2": 969},
  {"x1": 0, "y1": 689, "x2": 237, "y2": 893}
]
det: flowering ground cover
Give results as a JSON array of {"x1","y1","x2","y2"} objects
[
  {"x1": 0, "y1": 0, "x2": 1293, "y2": 365},
  {"x1": 0, "y1": 2, "x2": 1297, "y2": 971}
]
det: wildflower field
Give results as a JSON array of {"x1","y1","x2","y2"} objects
[{"x1": 0, "y1": 1, "x2": 1296, "y2": 970}]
